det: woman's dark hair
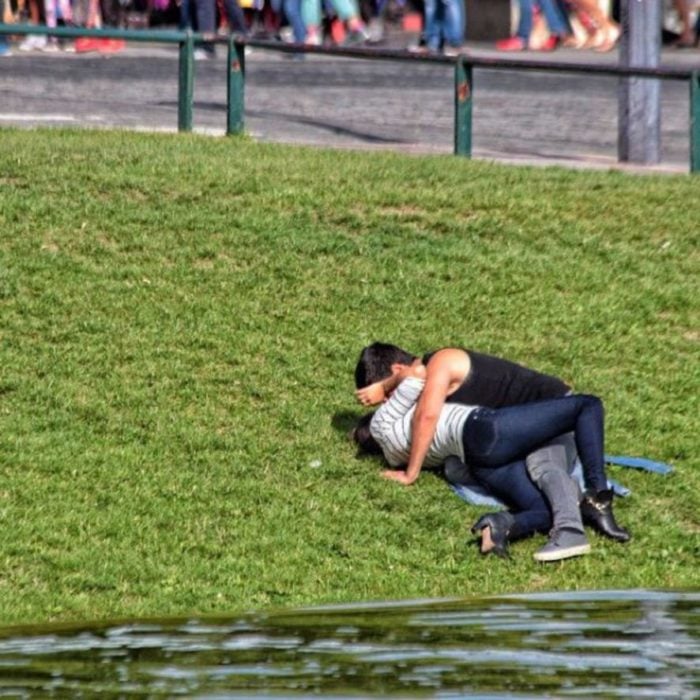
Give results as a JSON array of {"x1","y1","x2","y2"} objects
[{"x1": 352, "y1": 412, "x2": 383, "y2": 455}]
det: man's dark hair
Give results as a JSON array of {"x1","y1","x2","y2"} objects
[
  {"x1": 352, "y1": 412, "x2": 383, "y2": 455},
  {"x1": 354, "y1": 342, "x2": 417, "y2": 389}
]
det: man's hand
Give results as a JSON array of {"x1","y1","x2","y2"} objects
[
  {"x1": 355, "y1": 381, "x2": 386, "y2": 406},
  {"x1": 382, "y1": 469, "x2": 416, "y2": 485}
]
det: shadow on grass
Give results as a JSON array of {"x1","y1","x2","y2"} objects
[
  {"x1": 331, "y1": 410, "x2": 364, "y2": 437},
  {"x1": 331, "y1": 410, "x2": 378, "y2": 460}
]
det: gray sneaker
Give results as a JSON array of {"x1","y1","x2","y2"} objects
[{"x1": 534, "y1": 529, "x2": 591, "y2": 562}]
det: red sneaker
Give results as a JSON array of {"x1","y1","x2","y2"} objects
[
  {"x1": 74, "y1": 37, "x2": 100, "y2": 53},
  {"x1": 495, "y1": 36, "x2": 526, "y2": 51},
  {"x1": 97, "y1": 38, "x2": 125, "y2": 53},
  {"x1": 532, "y1": 35, "x2": 560, "y2": 51}
]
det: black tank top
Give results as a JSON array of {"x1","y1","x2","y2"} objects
[{"x1": 422, "y1": 348, "x2": 570, "y2": 409}]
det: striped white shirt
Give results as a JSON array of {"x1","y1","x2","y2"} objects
[{"x1": 369, "y1": 377, "x2": 476, "y2": 468}]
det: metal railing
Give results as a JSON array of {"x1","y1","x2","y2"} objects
[{"x1": 1, "y1": 23, "x2": 698, "y2": 172}]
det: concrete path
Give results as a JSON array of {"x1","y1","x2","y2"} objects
[{"x1": 1, "y1": 36, "x2": 698, "y2": 173}]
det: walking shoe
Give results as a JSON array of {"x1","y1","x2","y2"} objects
[
  {"x1": 97, "y1": 38, "x2": 125, "y2": 53},
  {"x1": 19, "y1": 34, "x2": 47, "y2": 51},
  {"x1": 495, "y1": 36, "x2": 526, "y2": 51},
  {"x1": 344, "y1": 27, "x2": 370, "y2": 46},
  {"x1": 331, "y1": 19, "x2": 346, "y2": 44},
  {"x1": 580, "y1": 489, "x2": 630, "y2": 542},
  {"x1": 471, "y1": 512, "x2": 515, "y2": 558},
  {"x1": 304, "y1": 29, "x2": 321, "y2": 46},
  {"x1": 534, "y1": 528, "x2": 591, "y2": 562},
  {"x1": 367, "y1": 17, "x2": 384, "y2": 44},
  {"x1": 443, "y1": 44, "x2": 468, "y2": 57},
  {"x1": 40, "y1": 38, "x2": 60, "y2": 52},
  {"x1": 584, "y1": 24, "x2": 619, "y2": 52},
  {"x1": 75, "y1": 37, "x2": 101, "y2": 53},
  {"x1": 194, "y1": 47, "x2": 215, "y2": 60},
  {"x1": 0, "y1": 43, "x2": 12, "y2": 57},
  {"x1": 407, "y1": 43, "x2": 430, "y2": 54},
  {"x1": 531, "y1": 35, "x2": 560, "y2": 51}
]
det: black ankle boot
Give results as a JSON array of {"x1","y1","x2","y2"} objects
[
  {"x1": 471, "y1": 512, "x2": 515, "y2": 557},
  {"x1": 580, "y1": 489, "x2": 631, "y2": 542}
]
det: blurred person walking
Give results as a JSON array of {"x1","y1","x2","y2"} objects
[
  {"x1": 671, "y1": 0, "x2": 697, "y2": 47},
  {"x1": 180, "y1": 0, "x2": 248, "y2": 60},
  {"x1": 566, "y1": 0, "x2": 619, "y2": 51},
  {"x1": 303, "y1": 0, "x2": 368, "y2": 45},
  {"x1": 496, "y1": 0, "x2": 571, "y2": 51},
  {"x1": 423, "y1": 0, "x2": 465, "y2": 54},
  {"x1": 43, "y1": 0, "x2": 73, "y2": 51},
  {"x1": 271, "y1": 0, "x2": 306, "y2": 43},
  {"x1": 0, "y1": 0, "x2": 12, "y2": 55},
  {"x1": 18, "y1": 0, "x2": 48, "y2": 51}
]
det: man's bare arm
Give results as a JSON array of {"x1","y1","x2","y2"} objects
[
  {"x1": 400, "y1": 349, "x2": 471, "y2": 485},
  {"x1": 399, "y1": 361, "x2": 452, "y2": 484}
]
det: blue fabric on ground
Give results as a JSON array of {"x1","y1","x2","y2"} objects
[
  {"x1": 603, "y1": 455, "x2": 674, "y2": 475},
  {"x1": 449, "y1": 454, "x2": 673, "y2": 507}
]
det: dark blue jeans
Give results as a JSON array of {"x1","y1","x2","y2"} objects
[
  {"x1": 473, "y1": 460, "x2": 551, "y2": 540},
  {"x1": 462, "y1": 394, "x2": 606, "y2": 492},
  {"x1": 189, "y1": 0, "x2": 248, "y2": 36}
]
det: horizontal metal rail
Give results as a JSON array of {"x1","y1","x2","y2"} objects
[
  {"x1": 1, "y1": 23, "x2": 697, "y2": 171},
  {"x1": 0, "y1": 23, "x2": 189, "y2": 42},
  {"x1": 238, "y1": 37, "x2": 695, "y2": 81}
]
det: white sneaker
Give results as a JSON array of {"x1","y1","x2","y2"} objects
[
  {"x1": 278, "y1": 26, "x2": 293, "y2": 43},
  {"x1": 193, "y1": 47, "x2": 213, "y2": 61},
  {"x1": 19, "y1": 34, "x2": 42, "y2": 51},
  {"x1": 41, "y1": 39, "x2": 60, "y2": 52},
  {"x1": 367, "y1": 18, "x2": 384, "y2": 43},
  {"x1": 19, "y1": 34, "x2": 47, "y2": 51},
  {"x1": 443, "y1": 44, "x2": 468, "y2": 57}
]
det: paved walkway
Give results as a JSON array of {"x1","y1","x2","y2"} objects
[{"x1": 1, "y1": 33, "x2": 698, "y2": 173}]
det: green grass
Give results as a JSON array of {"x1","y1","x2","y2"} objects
[{"x1": 0, "y1": 128, "x2": 698, "y2": 626}]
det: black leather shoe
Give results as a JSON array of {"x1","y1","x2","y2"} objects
[
  {"x1": 580, "y1": 489, "x2": 631, "y2": 542},
  {"x1": 471, "y1": 512, "x2": 515, "y2": 557}
]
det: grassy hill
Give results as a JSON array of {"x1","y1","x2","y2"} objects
[{"x1": 0, "y1": 128, "x2": 697, "y2": 625}]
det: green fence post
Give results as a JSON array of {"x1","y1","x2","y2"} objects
[
  {"x1": 691, "y1": 72, "x2": 700, "y2": 174},
  {"x1": 178, "y1": 31, "x2": 194, "y2": 132},
  {"x1": 453, "y1": 56, "x2": 472, "y2": 158},
  {"x1": 227, "y1": 36, "x2": 246, "y2": 135}
]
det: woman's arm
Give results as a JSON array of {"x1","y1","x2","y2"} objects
[{"x1": 368, "y1": 377, "x2": 425, "y2": 479}]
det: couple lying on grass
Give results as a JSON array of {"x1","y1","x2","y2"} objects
[{"x1": 352, "y1": 343, "x2": 630, "y2": 562}]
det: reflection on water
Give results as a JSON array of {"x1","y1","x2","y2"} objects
[{"x1": 0, "y1": 590, "x2": 697, "y2": 698}]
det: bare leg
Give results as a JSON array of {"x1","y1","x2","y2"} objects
[
  {"x1": 570, "y1": 0, "x2": 619, "y2": 51},
  {"x1": 674, "y1": 0, "x2": 693, "y2": 45},
  {"x1": 480, "y1": 525, "x2": 495, "y2": 553}
]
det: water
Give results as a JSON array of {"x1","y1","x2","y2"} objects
[{"x1": 0, "y1": 589, "x2": 697, "y2": 698}]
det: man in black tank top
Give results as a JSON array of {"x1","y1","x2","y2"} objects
[
  {"x1": 355, "y1": 342, "x2": 629, "y2": 561},
  {"x1": 422, "y1": 348, "x2": 571, "y2": 408}
]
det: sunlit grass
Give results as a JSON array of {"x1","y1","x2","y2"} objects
[{"x1": 0, "y1": 128, "x2": 697, "y2": 625}]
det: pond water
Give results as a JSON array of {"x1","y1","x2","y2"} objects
[{"x1": 0, "y1": 589, "x2": 697, "y2": 698}]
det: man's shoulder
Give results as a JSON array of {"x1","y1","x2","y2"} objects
[{"x1": 425, "y1": 347, "x2": 470, "y2": 379}]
